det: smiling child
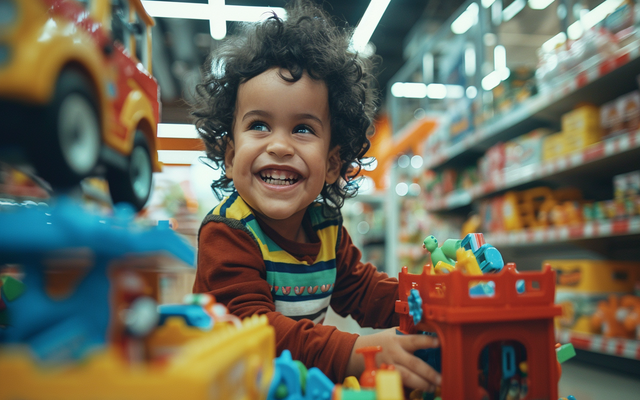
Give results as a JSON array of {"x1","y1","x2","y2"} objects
[{"x1": 192, "y1": 0, "x2": 440, "y2": 391}]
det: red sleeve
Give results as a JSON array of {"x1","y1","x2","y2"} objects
[
  {"x1": 331, "y1": 226, "x2": 400, "y2": 328},
  {"x1": 193, "y1": 220, "x2": 359, "y2": 383}
]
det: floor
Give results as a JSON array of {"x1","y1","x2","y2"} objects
[
  {"x1": 324, "y1": 309, "x2": 640, "y2": 398},
  {"x1": 559, "y1": 361, "x2": 640, "y2": 399}
]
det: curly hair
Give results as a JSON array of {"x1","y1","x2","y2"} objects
[{"x1": 192, "y1": 0, "x2": 379, "y2": 216}]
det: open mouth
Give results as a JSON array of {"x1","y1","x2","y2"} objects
[{"x1": 259, "y1": 169, "x2": 301, "y2": 186}]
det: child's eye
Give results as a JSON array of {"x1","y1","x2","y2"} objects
[
  {"x1": 293, "y1": 125, "x2": 314, "y2": 134},
  {"x1": 249, "y1": 122, "x2": 269, "y2": 132}
]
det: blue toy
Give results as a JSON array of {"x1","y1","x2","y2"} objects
[
  {"x1": 267, "y1": 349, "x2": 334, "y2": 400},
  {"x1": 461, "y1": 233, "x2": 504, "y2": 273},
  {"x1": 0, "y1": 197, "x2": 195, "y2": 362},
  {"x1": 407, "y1": 289, "x2": 423, "y2": 326},
  {"x1": 158, "y1": 304, "x2": 213, "y2": 330}
]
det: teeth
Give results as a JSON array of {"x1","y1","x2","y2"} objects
[{"x1": 259, "y1": 169, "x2": 300, "y2": 185}]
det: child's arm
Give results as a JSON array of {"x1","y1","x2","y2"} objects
[
  {"x1": 195, "y1": 221, "x2": 360, "y2": 383},
  {"x1": 331, "y1": 226, "x2": 399, "y2": 328},
  {"x1": 345, "y1": 328, "x2": 442, "y2": 391}
]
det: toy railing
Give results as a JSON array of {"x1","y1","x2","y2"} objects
[{"x1": 398, "y1": 264, "x2": 558, "y2": 312}]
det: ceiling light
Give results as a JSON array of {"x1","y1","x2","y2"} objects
[
  {"x1": 350, "y1": 0, "x2": 392, "y2": 53},
  {"x1": 157, "y1": 123, "x2": 199, "y2": 139},
  {"x1": 158, "y1": 150, "x2": 206, "y2": 165},
  {"x1": 528, "y1": 0, "x2": 555, "y2": 10},
  {"x1": 391, "y1": 82, "x2": 428, "y2": 98},
  {"x1": 494, "y1": 45, "x2": 506, "y2": 71},
  {"x1": 426, "y1": 84, "x2": 447, "y2": 99},
  {"x1": 567, "y1": 0, "x2": 624, "y2": 39},
  {"x1": 481, "y1": 0, "x2": 496, "y2": 8},
  {"x1": 451, "y1": 2, "x2": 479, "y2": 35},
  {"x1": 502, "y1": 0, "x2": 526, "y2": 21},
  {"x1": 465, "y1": 46, "x2": 476, "y2": 76},
  {"x1": 141, "y1": 1, "x2": 287, "y2": 22},
  {"x1": 482, "y1": 70, "x2": 501, "y2": 91},
  {"x1": 209, "y1": 0, "x2": 225, "y2": 40},
  {"x1": 541, "y1": 32, "x2": 566, "y2": 53}
]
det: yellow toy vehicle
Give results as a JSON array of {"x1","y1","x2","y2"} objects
[{"x1": 0, "y1": 0, "x2": 161, "y2": 210}]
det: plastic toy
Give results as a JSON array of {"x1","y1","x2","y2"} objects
[
  {"x1": 0, "y1": 0, "x2": 162, "y2": 210},
  {"x1": 0, "y1": 198, "x2": 279, "y2": 400},
  {"x1": 267, "y1": 349, "x2": 334, "y2": 400},
  {"x1": 395, "y1": 260, "x2": 563, "y2": 399},
  {"x1": 422, "y1": 235, "x2": 460, "y2": 267},
  {"x1": 461, "y1": 233, "x2": 504, "y2": 273}
]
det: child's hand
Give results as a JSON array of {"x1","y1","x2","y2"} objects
[{"x1": 345, "y1": 328, "x2": 441, "y2": 392}]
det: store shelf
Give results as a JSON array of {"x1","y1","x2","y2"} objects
[
  {"x1": 484, "y1": 216, "x2": 640, "y2": 248},
  {"x1": 422, "y1": 41, "x2": 640, "y2": 171},
  {"x1": 425, "y1": 129, "x2": 640, "y2": 212},
  {"x1": 557, "y1": 328, "x2": 640, "y2": 360}
]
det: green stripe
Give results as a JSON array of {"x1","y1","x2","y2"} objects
[
  {"x1": 246, "y1": 219, "x2": 281, "y2": 252},
  {"x1": 267, "y1": 269, "x2": 336, "y2": 290}
]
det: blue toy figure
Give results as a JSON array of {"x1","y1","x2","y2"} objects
[
  {"x1": 267, "y1": 349, "x2": 334, "y2": 400},
  {"x1": 461, "y1": 233, "x2": 504, "y2": 273},
  {"x1": 0, "y1": 197, "x2": 195, "y2": 362}
]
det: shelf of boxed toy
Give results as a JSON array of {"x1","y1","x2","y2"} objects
[
  {"x1": 557, "y1": 328, "x2": 640, "y2": 360},
  {"x1": 484, "y1": 215, "x2": 640, "y2": 247},
  {"x1": 425, "y1": 129, "x2": 640, "y2": 212},
  {"x1": 421, "y1": 39, "x2": 640, "y2": 171}
]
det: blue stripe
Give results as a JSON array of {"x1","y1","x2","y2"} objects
[
  {"x1": 265, "y1": 260, "x2": 336, "y2": 273},
  {"x1": 313, "y1": 219, "x2": 340, "y2": 232},
  {"x1": 241, "y1": 214, "x2": 255, "y2": 225},
  {"x1": 219, "y1": 191, "x2": 238, "y2": 218},
  {"x1": 274, "y1": 291, "x2": 332, "y2": 302}
]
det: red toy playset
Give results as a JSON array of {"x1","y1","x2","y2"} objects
[{"x1": 396, "y1": 261, "x2": 562, "y2": 399}]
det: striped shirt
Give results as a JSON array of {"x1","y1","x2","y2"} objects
[{"x1": 208, "y1": 192, "x2": 341, "y2": 323}]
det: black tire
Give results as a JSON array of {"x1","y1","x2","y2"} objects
[
  {"x1": 108, "y1": 131, "x2": 153, "y2": 211},
  {"x1": 31, "y1": 70, "x2": 101, "y2": 188}
]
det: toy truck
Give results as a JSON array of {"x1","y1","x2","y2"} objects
[{"x1": 0, "y1": 0, "x2": 162, "y2": 210}]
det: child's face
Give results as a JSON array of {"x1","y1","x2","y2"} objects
[{"x1": 225, "y1": 68, "x2": 341, "y2": 225}]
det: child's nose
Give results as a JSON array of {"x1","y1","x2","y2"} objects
[{"x1": 266, "y1": 131, "x2": 294, "y2": 158}]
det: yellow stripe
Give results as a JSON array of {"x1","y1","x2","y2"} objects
[{"x1": 213, "y1": 194, "x2": 339, "y2": 265}]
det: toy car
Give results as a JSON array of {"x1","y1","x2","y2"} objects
[{"x1": 0, "y1": 0, "x2": 162, "y2": 210}]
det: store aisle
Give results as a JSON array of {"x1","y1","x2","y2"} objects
[{"x1": 559, "y1": 361, "x2": 640, "y2": 399}]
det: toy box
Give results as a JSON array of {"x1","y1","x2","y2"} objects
[
  {"x1": 562, "y1": 104, "x2": 602, "y2": 153},
  {"x1": 601, "y1": 90, "x2": 640, "y2": 138},
  {"x1": 546, "y1": 259, "x2": 640, "y2": 335},
  {"x1": 504, "y1": 128, "x2": 550, "y2": 178},
  {"x1": 542, "y1": 132, "x2": 566, "y2": 161}
]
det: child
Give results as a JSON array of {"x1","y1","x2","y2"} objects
[{"x1": 191, "y1": 0, "x2": 440, "y2": 391}]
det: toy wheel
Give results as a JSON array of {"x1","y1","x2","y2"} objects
[
  {"x1": 107, "y1": 131, "x2": 153, "y2": 210},
  {"x1": 33, "y1": 70, "x2": 101, "y2": 187}
]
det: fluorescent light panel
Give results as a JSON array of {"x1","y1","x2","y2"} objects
[
  {"x1": 502, "y1": 0, "x2": 526, "y2": 22},
  {"x1": 567, "y1": 0, "x2": 624, "y2": 39},
  {"x1": 157, "y1": 123, "x2": 200, "y2": 139},
  {"x1": 158, "y1": 150, "x2": 206, "y2": 165},
  {"x1": 350, "y1": 0, "x2": 392, "y2": 53},
  {"x1": 391, "y1": 82, "x2": 465, "y2": 99},
  {"x1": 528, "y1": 0, "x2": 555, "y2": 10},
  {"x1": 451, "y1": 2, "x2": 479, "y2": 35},
  {"x1": 141, "y1": 1, "x2": 287, "y2": 22}
]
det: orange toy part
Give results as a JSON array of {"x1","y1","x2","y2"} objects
[
  {"x1": 591, "y1": 295, "x2": 632, "y2": 338},
  {"x1": 355, "y1": 346, "x2": 382, "y2": 388}
]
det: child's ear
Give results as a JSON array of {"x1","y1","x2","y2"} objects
[
  {"x1": 224, "y1": 138, "x2": 235, "y2": 179},
  {"x1": 325, "y1": 146, "x2": 342, "y2": 185}
]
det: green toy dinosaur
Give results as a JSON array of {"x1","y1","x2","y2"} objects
[{"x1": 422, "y1": 235, "x2": 461, "y2": 267}]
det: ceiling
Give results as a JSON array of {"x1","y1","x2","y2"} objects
[{"x1": 154, "y1": 0, "x2": 467, "y2": 123}]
